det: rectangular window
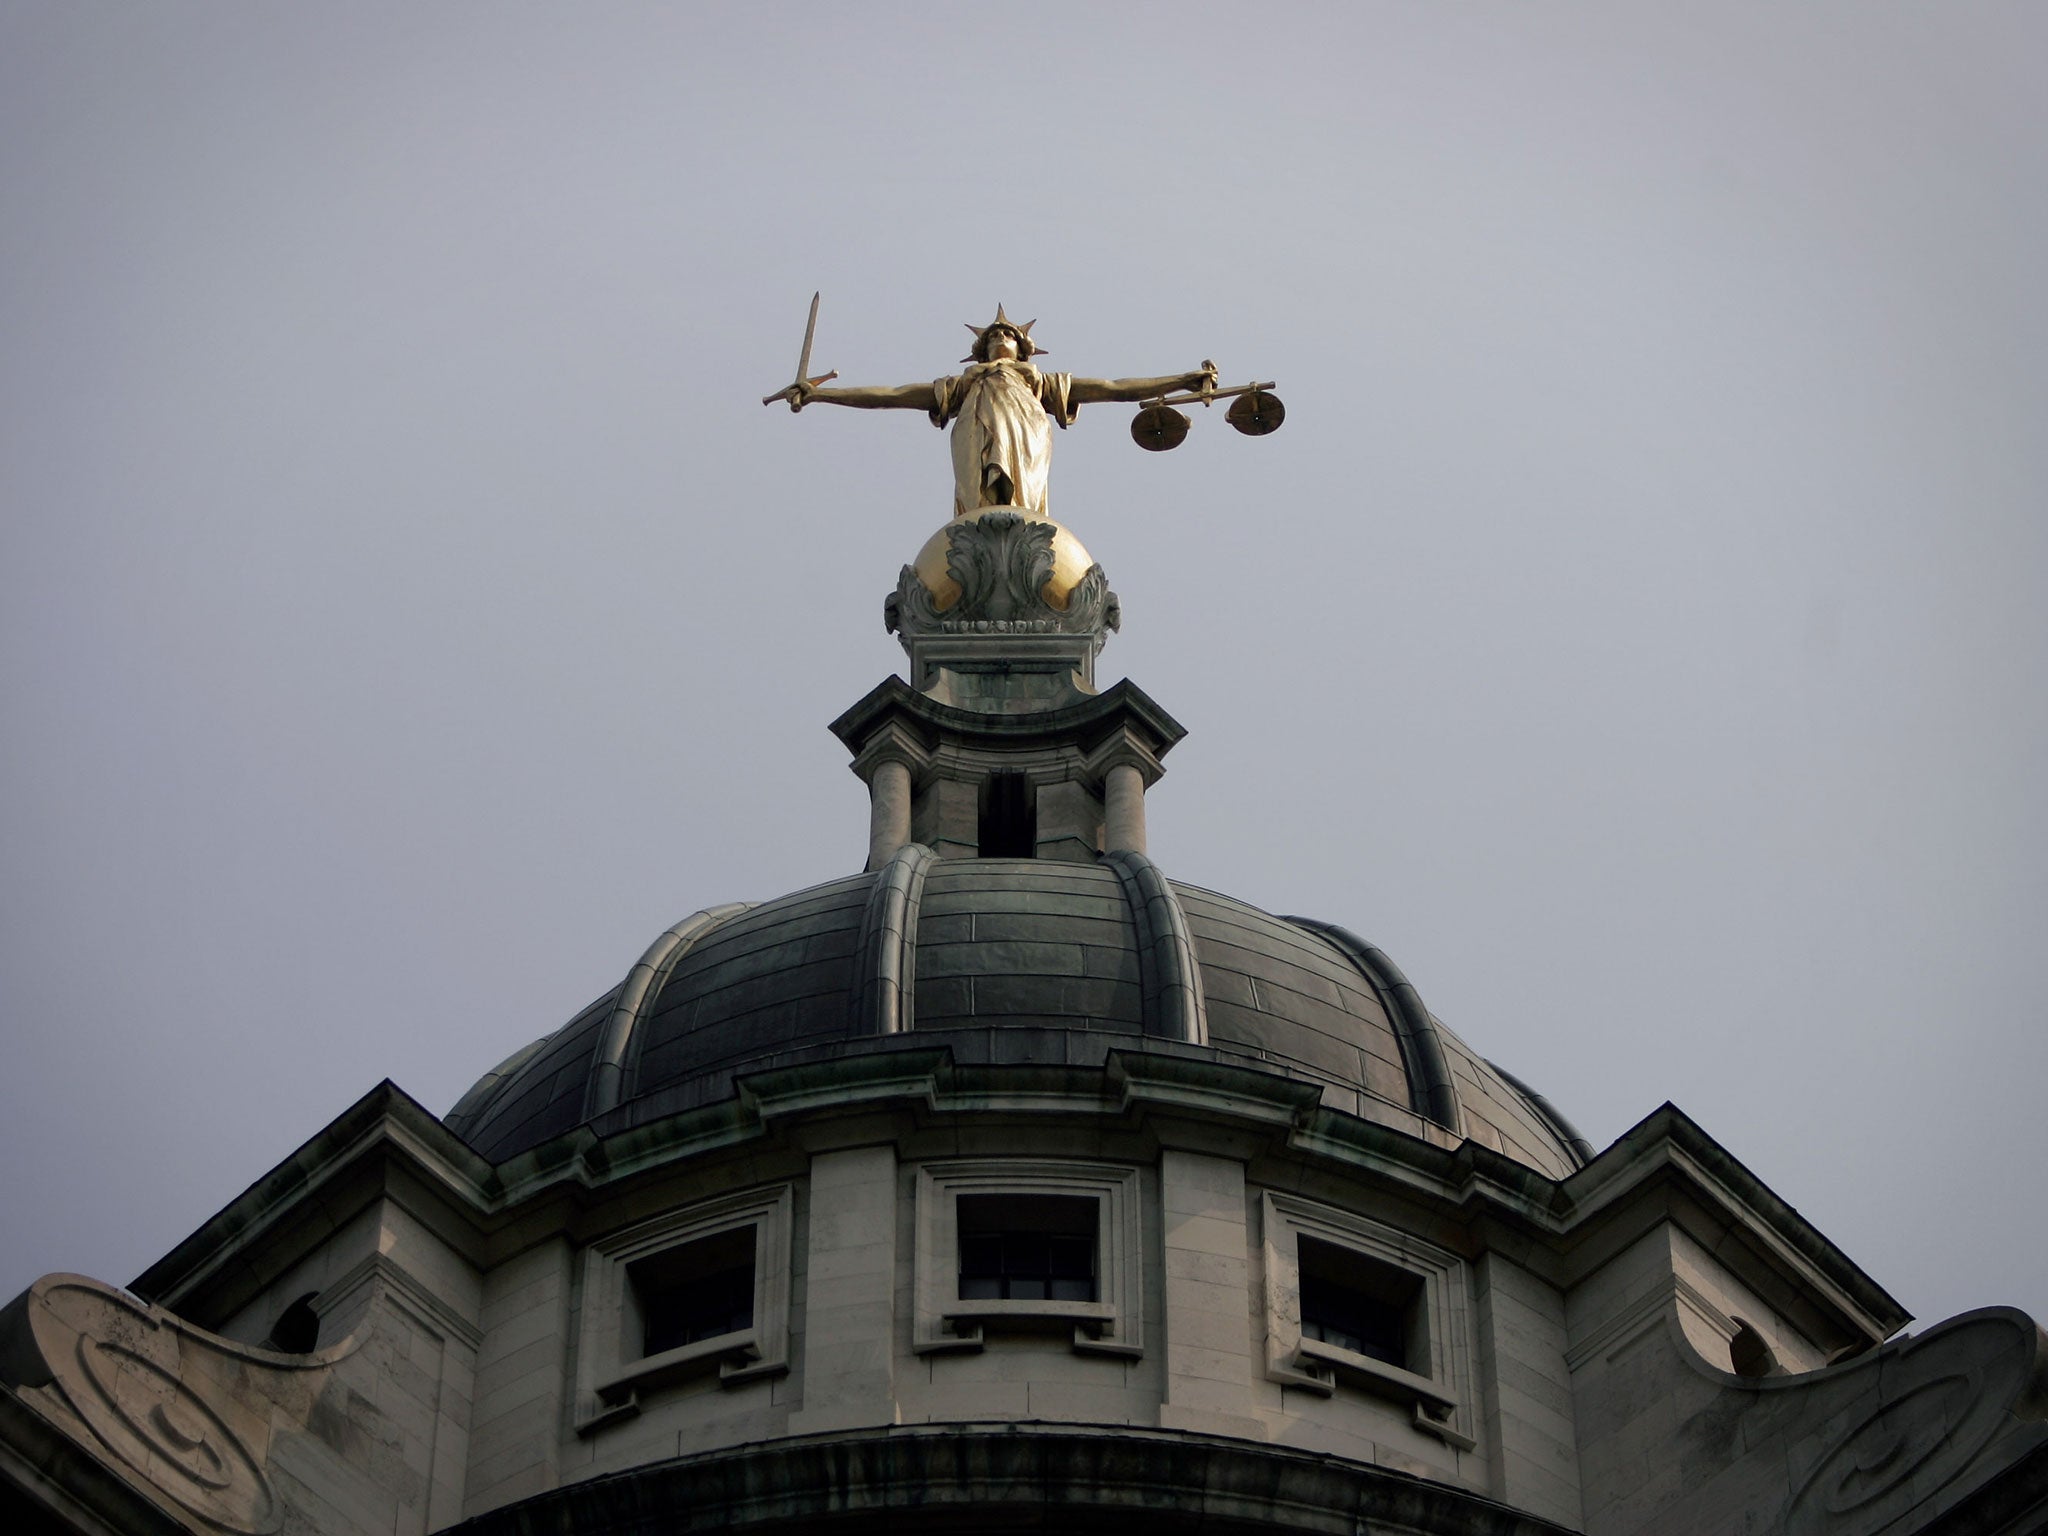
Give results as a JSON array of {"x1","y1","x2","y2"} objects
[
  {"x1": 631, "y1": 1225, "x2": 756, "y2": 1357},
  {"x1": 574, "y1": 1184, "x2": 793, "y2": 1436},
  {"x1": 1297, "y1": 1234, "x2": 1419, "y2": 1368},
  {"x1": 957, "y1": 1193, "x2": 1097, "y2": 1303},
  {"x1": 913, "y1": 1160, "x2": 1143, "y2": 1358},
  {"x1": 978, "y1": 772, "x2": 1036, "y2": 858},
  {"x1": 1261, "y1": 1191, "x2": 1474, "y2": 1451}
]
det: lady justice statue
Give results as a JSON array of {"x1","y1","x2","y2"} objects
[{"x1": 764, "y1": 299, "x2": 1236, "y2": 518}]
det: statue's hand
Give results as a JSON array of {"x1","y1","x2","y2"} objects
[
  {"x1": 787, "y1": 379, "x2": 817, "y2": 412},
  {"x1": 1197, "y1": 359, "x2": 1220, "y2": 396}
]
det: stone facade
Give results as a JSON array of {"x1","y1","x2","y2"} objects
[
  {"x1": 6, "y1": 1056, "x2": 2041, "y2": 1534},
  {"x1": 4, "y1": 501, "x2": 2042, "y2": 1535}
]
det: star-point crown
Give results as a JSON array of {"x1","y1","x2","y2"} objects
[{"x1": 963, "y1": 303, "x2": 1043, "y2": 362}]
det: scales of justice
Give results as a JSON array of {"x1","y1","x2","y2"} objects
[{"x1": 762, "y1": 295, "x2": 1284, "y2": 713}]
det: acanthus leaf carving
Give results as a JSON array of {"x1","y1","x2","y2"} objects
[
  {"x1": 886, "y1": 563, "x2": 943, "y2": 635},
  {"x1": 887, "y1": 512, "x2": 1118, "y2": 646}
]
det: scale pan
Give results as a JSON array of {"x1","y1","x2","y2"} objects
[
  {"x1": 1131, "y1": 404, "x2": 1190, "y2": 452},
  {"x1": 1227, "y1": 390, "x2": 1285, "y2": 436}
]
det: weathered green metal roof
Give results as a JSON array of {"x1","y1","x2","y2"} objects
[{"x1": 446, "y1": 852, "x2": 1586, "y2": 1177}]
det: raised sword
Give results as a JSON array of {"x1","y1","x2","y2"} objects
[{"x1": 760, "y1": 291, "x2": 839, "y2": 410}]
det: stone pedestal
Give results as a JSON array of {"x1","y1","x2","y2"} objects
[{"x1": 886, "y1": 508, "x2": 1119, "y2": 713}]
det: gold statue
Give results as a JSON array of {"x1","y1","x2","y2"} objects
[{"x1": 766, "y1": 300, "x2": 1219, "y2": 518}]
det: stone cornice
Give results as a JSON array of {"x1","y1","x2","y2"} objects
[
  {"x1": 129, "y1": 1080, "x2": 495, "y2": 1312},
  {"x1": 126, "y1": 1057, "x2": 1904, "y2": 1351},
  {"x1": 1556, "y1": 1102, "x2": 1910, "y2": 1340},
  {"x1": 829, "y1": 675, "x2": 1187, "y2": 762}
]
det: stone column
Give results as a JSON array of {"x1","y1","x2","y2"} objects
[
  {"x1": 865, "y1": 759, "x2": 913, "y2": 871},
  {"x1": 1103, "y1": 761, "x2": 1147, "y2": 854}
]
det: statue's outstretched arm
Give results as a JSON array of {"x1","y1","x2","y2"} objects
[
  {"x1": 1067, "y1": 365, "x2": 1218, "y2": 407},
  {"x1": 797, "y1": 380, "x2": 940, "y2": 412}
]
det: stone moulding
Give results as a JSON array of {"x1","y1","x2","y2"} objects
[
  {"x1": 130, "y1": 1081, "x2": 1907, "y2": 1357},
  {"x1": 436, "y1": 1422, "x2": 1580, "y2": 1536},
  {"x1": 830, "y1": 675, "x2": 1188, "y2": 765}
]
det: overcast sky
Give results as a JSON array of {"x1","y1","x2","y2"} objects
[{"x1": 3, "y1": 3, "x2": 2042, "y2": 1333}]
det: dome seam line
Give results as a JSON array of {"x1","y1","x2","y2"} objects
[
  {"x1": 1282, "y1": 917, "x2": 1462, "y2": 1136},
  {"x1": 585, "y1": 902, "x2": 755, "y2": 1121}
]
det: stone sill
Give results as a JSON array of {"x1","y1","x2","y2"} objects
[
  {"x1": 922, "y1": 1299, "x2": 1139, "y2": 1358},
  {"x1": 581, "y1": 1327, "x2": 787, "y2": 1433},
  {"x1": 1271, "y1": 1340, "x2": 1474, "y2": 1450}
]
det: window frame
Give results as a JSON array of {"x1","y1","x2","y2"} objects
[
  {"x1": 574, "y1": 1184, "x2": 792, "y2": 1435},
  {"x1": 956, "y1": 1191, "x2": 1101, "y2": 1303},
  {"x1": 914, "y1": 1160, "x2": 1143, "y2": 1358},
  {"x1": 1261, "y1": 1191, "x2": 1476, "y2": 1451}
]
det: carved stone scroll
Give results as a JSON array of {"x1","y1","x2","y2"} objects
[
  {"x1": 1, "y1": 1274, "x2": 351, "y2": 1534},
  {"x1": 1779, "y1": 1309, "x2": 2048, "y2": 1535}
]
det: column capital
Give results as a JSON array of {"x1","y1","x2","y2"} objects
[
  {"x1": 1084, "y1": 727, "x2": 1167, "y2": 789},
  {"x1": 847, "y1": 721, "x2": 932, "y2": 784}
]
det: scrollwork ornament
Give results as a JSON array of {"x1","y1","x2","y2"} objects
[
  {"x1": 22, "y1": 1275, "x2": 345, "y2": 1535},
  {"x1": 1781, "y1": 1312, "x2": 2039, "y2": 1536},
  {"x1": 1064, "y1": 564, "x2": 1121, "y2": 638},
  {"x1": 886, "y1": 563, "x2": 943, "y2": 636},
  {"x1": 71, "y1": 1331, "x2": 277, "y2": 1531}
]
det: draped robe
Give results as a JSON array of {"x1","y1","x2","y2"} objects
[{"x1": 929, "y1": 359, "x2": 1076, "y2": 517}]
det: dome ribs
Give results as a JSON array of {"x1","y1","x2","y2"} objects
[
  {"x1": 851, "y1": 843, "x2": 937, "y2": 1035},
  {"x1": 1283, "y1": 918, "x2": 1461, "y2": 1135},
  {"x1": 1105, "y1": 851, "x2": 1209, "y2": 1045},
  {"x1": 444, "y1": 1034, "x2": 550, "y2": 1140},
  {"x1": 448, "y1": 873, "x2": 1581, "y2": 1175},
  {"x1": 459, "y1": 986, "x2": 622, "y2": 1160},
  {"x1": 1484, "y1": 1059, "x2": 1596, "y2": 1167},
  {"x1": 584, "y1": 902, "x2": 754, "y2": 1120}
]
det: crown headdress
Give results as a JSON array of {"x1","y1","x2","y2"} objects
[{"x1": 962, "y1": 303, "x2": 1043, "y2": 362}]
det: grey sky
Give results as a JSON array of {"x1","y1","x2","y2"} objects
[{"x1": 3, "y1": 3, "x2": 2042, "y2": 1331}]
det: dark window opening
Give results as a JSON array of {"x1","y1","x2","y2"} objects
[
  {"x1": 264, "y1": 1292, "x2": 321, "y2": 1354},
  {"x1": 1728, "y1": 1317, "x2": 1781, "y2": 1378},
  {"x1": 958, "y1": 1193, "x2": 1097, "y2": 1302},
  {"x1": 1298, "y1": 1236, "x2": 1421, "y2": 1369},
  {"x1": 631, "y1": 1226, "x2": 756, "y2": 1358},
  {"x1": 978, "y1": 772, "x2": 1036, "y2": 858}
]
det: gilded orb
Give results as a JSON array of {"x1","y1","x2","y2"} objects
[{"x1": 911, "y1": 507, "x2": 1097, "y2": 613}]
